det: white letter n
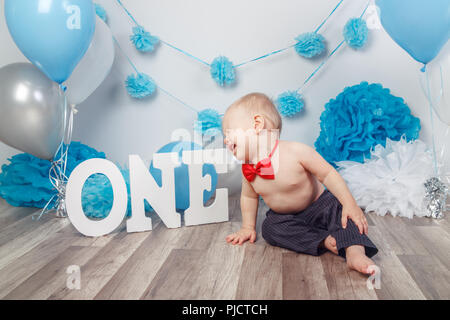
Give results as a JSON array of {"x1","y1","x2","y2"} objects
[{"x1": 127, "y1": 154, "x2": 181, "y2": 232}]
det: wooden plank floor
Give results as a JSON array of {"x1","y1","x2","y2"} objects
[{"x1": 0, "y1": 196, "x2": 449, "y2": 300}]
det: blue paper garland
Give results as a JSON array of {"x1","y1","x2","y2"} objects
[
  {"x1": 110, "y1": 1, "x2": 371, "y2": 130},
  {"x1": 115, "y1": 0, "x2": 347, "y2": 88}
]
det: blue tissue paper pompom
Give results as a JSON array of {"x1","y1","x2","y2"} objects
[
  {"x1": 294, "y1": 32, "x2": 326, "y2": 58},
  {"x1": 210, "y1": 56, "x2": 235, "y2": 87},
  {"x1": 125, "y1": 73, "x2": 156, "y2": 99},
  {"x1": 130, "y1": 26, "x2": 159, "y2": 52},
  {"x1": 276, "y1": 91, "x2": 305, "y2": 117},
  {"x1": 314, "y1": 82, "x2": 421, "y2": 167},
  {"x1": 194, "y1": 109, "x2": 223, "y2": 136},
  {"x1": 343, "y1": 18, "x2": 368, "y2": 49},
  {"x1": 94, "y1": 3, "x2": 108, "y2": 23}
]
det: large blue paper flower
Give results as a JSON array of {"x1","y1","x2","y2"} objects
[
  {"x1": 314, "y1": 82, "x2": 421, "y2": 167},
  {"x1": 0, "y1": 142, "x2": 148, "y2": 218},
  {"x1": 0, "y1": 142, "x2": 104, "y2": 212},
  {"x1": 210, "y1": 56, "x2": 235, "y2": 87}
]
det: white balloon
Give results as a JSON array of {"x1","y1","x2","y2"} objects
[{"x1": 65, "y1": 17, "x2": 115, "y2": 106}]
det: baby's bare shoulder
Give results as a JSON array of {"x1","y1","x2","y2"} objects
[{"x1": 280, "y1": 140, "x2": 312, "y2": 154}]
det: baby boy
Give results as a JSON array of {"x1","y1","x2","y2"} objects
[{"x1": 222, "y1": 93, "x2": 378, "y2": 275}]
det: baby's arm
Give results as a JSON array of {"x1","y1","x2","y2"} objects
[
  {"x1": 295, "y1": 143, "x2": 369, "y2": 235},
  {"x1": 225, "y1": 177, "x2": 258, "y2": 245}
]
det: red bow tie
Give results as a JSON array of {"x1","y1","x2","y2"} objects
[{"x1": 242, "y1": 140, "x2": 279, "y2": 182}]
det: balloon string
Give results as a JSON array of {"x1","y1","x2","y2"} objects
[
  {"x1": 33, "y1": 88, "x2": 73, "y2": 220},
  {"x1": 424, "y1": 67, "x2": 439, "y2": 175},
  {"x1": 440, "y1": 126, "x2": 450, "y2": 188}
]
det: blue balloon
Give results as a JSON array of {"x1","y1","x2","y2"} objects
[
  {"x1": 5, "y1": 0, "x2": 96, "y2": 83},
  {"x1": 376, "y1": 0, "x2": 450, "y2": 65},
  {"x1": 150, "y1": 141, "x2": 218, "y2": 211}
]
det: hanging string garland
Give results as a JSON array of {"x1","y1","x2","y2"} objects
[
  {"x1": 343, "y1": 18, "x2": 368, "y2": 49},
  {"x1": 104, "y1": 1, "x2": 372, "y2": 136},
  {"x1": 275, "y1": 2, "x2": 370, "y2": 118},
  {"x1": 94, "y1": 3, "x2": 108, "y2": 23},
  {"x1": 115, "y1": 0, "x2": 345, "y2": 88},
  {"x1": 130, "y1": 26, "x2": 160, "y2": 53}
]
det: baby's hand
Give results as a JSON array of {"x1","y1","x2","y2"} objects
[
  {"x1": 226, "y1": 227, "x2": 256, "y2": 245},
  {"x1": 342, "y1": 204, "x2": 368, "y2": 235}
]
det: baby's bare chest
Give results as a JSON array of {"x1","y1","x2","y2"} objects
[{"x1": 251, "y1": 162, "x2": 315, "y2": 195}]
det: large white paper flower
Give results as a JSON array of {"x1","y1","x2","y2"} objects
[{"x1": 336, "y1": 137, "x2": 435, "y2": 218}]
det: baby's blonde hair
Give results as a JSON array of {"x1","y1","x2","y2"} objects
[{"x1": 224, "y1": 92, "x2": 282, "y2": 132}]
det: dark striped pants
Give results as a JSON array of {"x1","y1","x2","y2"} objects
[{"x1": 261, "y1": 189, "x2": 378, "y2": 259}]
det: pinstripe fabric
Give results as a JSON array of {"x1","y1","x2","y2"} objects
[{"x1": 261, "y1": 190, "x2": 378, "y2": 259}]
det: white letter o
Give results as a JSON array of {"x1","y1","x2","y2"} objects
[{"x1": 66, "y1": 158, "x2": 128, "y2": 237}]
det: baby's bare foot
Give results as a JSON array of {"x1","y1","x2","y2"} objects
[
  {"x1": 323, "y1": 235, "x2": 338, "y2": 255},
  {"x1": 345, "y1": 245, "x2": 377, "y2": 275}
]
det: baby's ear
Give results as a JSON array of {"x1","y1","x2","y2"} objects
[{"x1": 253, "y1": 114, "x2": 265, "y2": 133}]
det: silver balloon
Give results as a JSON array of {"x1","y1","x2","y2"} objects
[{"x1": 0, "y1": 63, "x2": 65, "y2": 160}]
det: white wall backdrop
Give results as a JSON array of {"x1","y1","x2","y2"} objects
[{"x1": 0, "y1": 0, "x2": 449, "y2": 172}]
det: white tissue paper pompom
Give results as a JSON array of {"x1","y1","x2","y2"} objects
[{"x1": 336, "y1": 137, "x2": 434, "y2": 218}]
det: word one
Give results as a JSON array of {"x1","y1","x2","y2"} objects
[{"x1": 65, "y1": 149, "x2": 229, "y2": 237}]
